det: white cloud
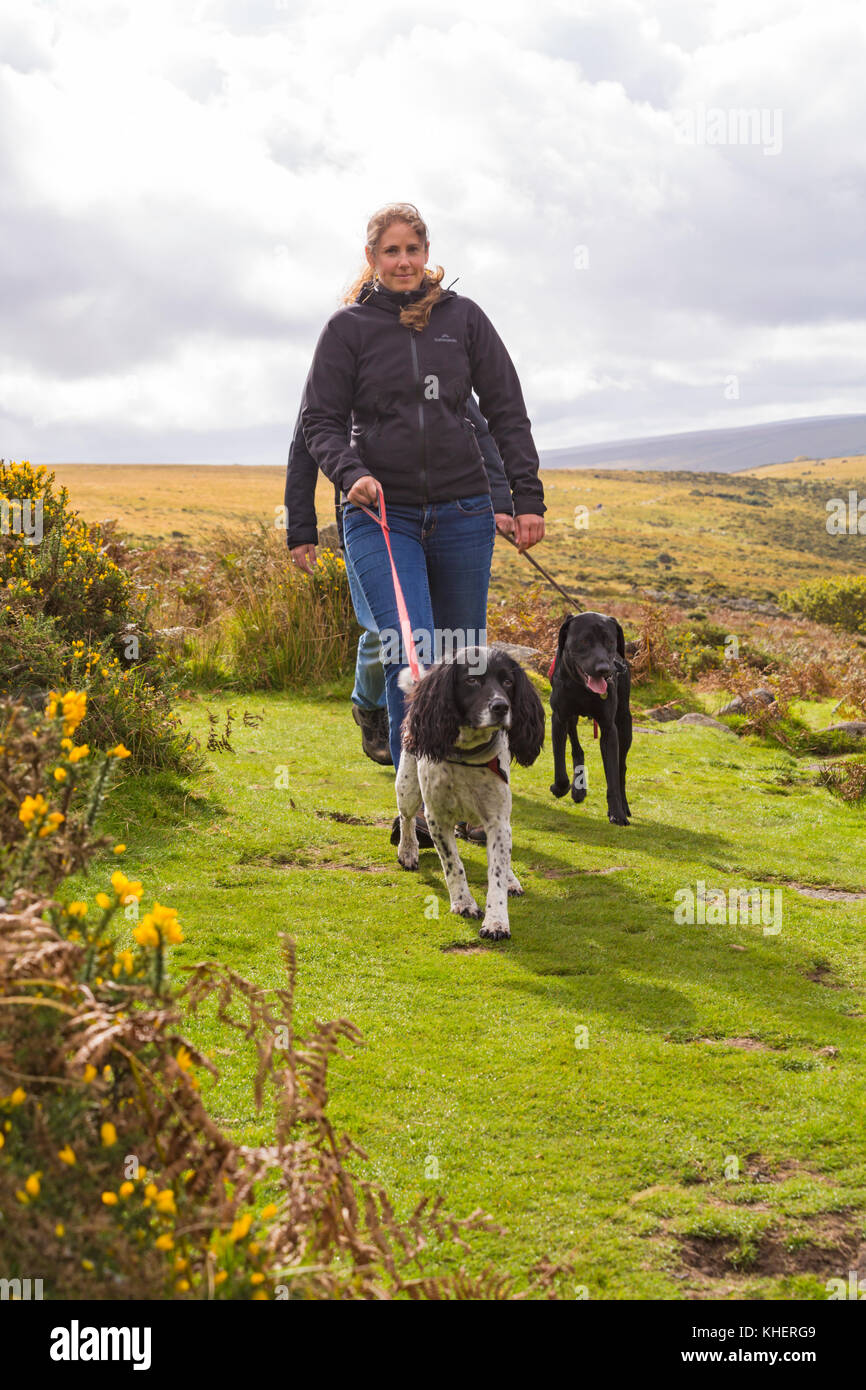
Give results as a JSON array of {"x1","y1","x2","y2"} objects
[{"x1": 0, "y1": 0, "x2": 864, "y2": 464}]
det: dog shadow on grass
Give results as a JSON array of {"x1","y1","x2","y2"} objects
[
  {"x1": 429, "y1": 790, "x2": 854, "y2": 1041},
  {"x1": 509, "y1": 787, "x2": 732, "y2": 863}
]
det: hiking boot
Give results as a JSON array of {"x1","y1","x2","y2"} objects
[
  {"x1": 390, "y1": 814, "x2": 435, "y2": 849},
  {"x1": 456, "y1": 821, "x2": 487, "y2": 844},
  {"x1": 353, "y1": 704, "x2": 392, "y2": 765}
]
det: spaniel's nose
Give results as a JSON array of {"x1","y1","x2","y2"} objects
[{"x1": 489, "y1": 697, "x2": 510, "y2": 719}]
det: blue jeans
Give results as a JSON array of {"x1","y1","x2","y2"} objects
[
  {"x1": 342, "y1": 494, "x2": 496, "y2": 768},
  {"x1": 343, "y1": 542, "x2": 386, "y2": 712}
]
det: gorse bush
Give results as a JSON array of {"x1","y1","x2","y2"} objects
[
  {"x1": 0, "y1": 694, "x2": 570, "y2": 1299},
  {"x1": 0, "y1": 691, "x2": 126, "y2": 899},
  {"x1": 0, "y1": 460, "x2": 200, "y2": 773},
  {"x1": 780, "y1": 575, "x2": 866, "y2": 634},
  {"x1": 0, "y1": 460, "x2": 146, "y2": 655}
]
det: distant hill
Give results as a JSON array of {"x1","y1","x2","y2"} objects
[{"x1": 539, "y1": 413, "x2": 866, "y2": 473}]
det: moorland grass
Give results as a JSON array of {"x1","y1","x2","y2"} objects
[
  {"x1": 49, "y1": 457, "x2": 866, "y2": 606},
  {"x1": 69, "y1": 684, "x2": 866, "y2": 1299}
]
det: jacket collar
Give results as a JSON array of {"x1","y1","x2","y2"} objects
[{"x1": 357, "y1": 278, "x2": 454, "y2": 316}]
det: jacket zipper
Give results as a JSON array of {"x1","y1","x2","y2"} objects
[{"x1": 408, "y1": 330, "x2": 428, "y2": 505}]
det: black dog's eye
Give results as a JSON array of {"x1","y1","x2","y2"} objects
[
  {"x1": 501, "y1": 677, "x2": 513, "y2": 688},
  {"x1": 465, "y1": 675, "x2": 482, "y2": 686}
]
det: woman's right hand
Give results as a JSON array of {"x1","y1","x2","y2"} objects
[
  {"x1": 513, "y1": 513, "x2": 545, "y2": 552},
  {"x1": 346, "y1": 474, "x2": 380, "y2": 507},
  {"x1": 290, "y1": 544, "x2": 318, "y2": 574}
]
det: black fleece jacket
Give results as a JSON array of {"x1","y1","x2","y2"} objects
[
  {"x1": 284, "y1": 394, "x2": 513, "y2": 549},
  {"x1": 300, "y1": 279, "x2": 545, "y2": 516}
]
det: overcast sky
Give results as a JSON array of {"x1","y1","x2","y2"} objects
[{"x1": 1, "y1": 0, "x2": 864, "y2": 465}]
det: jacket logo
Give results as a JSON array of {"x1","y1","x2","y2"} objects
[{"x1": 433, "y1": 334, "x2": 458, "y2": 343}]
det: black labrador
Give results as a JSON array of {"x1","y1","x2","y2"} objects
[{"x1": 549, "y1": 612, "x2": 632, "y2": 825}]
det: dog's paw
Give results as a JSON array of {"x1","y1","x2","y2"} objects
[
  {"x1": 452, "y1": 899, "x2": 481, "y2": 919},
  {"x1": 550, "y1": 779, "x2": 570, "y2": 799},
  {"x1": 608, "y1": 810, "x2": 630, "y2": 826},
  {"x1": 570, "y1": 768, "x2": 588, "y2": 803},
  {"x1": 507, "y1": 876, "x2": 524, "y2": 897},
  {"x1": 480, "y1": 919, "x2": 511, "y2": 941},
  {"x1": 397, "y1": 850, "x2": 419, "y2": 871}
]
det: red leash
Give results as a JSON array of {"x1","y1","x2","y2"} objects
[{"x1": 353, "y1": 484, "x2": 422, "y2": 683}]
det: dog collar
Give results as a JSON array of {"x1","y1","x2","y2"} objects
[
  {"x1": 443, "y1": 732, "x2": 509, "y2": 782},
  {"x1": 449, "y1": 731, "x2": 501, "y2": 761},
  {"x1": 444, "y1": 752, "x2": 509, "y2": 784}
]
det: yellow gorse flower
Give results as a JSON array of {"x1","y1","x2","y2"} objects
[
  {"x1": 152, "y1": 901, "x2": 183, "y2": 943},
  {"x1": 47, "y1": 690, "x2": 87, "y2": 737},
  {"x1": 134, "y1": 902, "x2": 183, "y2": 947},
  {"x1": 18, "y1": 794, "x2": 48, "y2": 825},
  {"x1": 110, "y1": 871, "x2": 143, "y2": 902},
  {"x1": 100, "y1": 1121, "x2": 117, "y2": 1147},
  {"x1": 112, "y1": 948, "x2": 135, "y2": 978},
  {"x1": 38, "y1": 810, "x2": 65, "y2": 838},
  {"x1": 228, "y1": 1212, "x2": 252, "y2": 1242},
  {"x1": 134, "y1": 919, "x2": 159, "y2": 947},
  {"x1": 57, "y1": 1145, "x2": 76, "y2": 1165}
]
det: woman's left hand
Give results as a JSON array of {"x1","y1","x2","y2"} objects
[
  {"x1": 513, "y1": 514, "x2": 545, "y2": 552},
  {"x1": 494, "y1": 513, "x2": 515, "y2": 537}
]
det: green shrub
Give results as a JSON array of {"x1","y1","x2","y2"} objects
[
  {"x1": 182, "y1": 527, "x2": 359, "y2": 690},
  {"x1": 780, "y1": 576, "x2": 866, "y2": 633}
]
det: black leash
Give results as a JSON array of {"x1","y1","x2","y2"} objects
[{"x1": 503, "y1": 532, "x2": 584, "y2": 611}]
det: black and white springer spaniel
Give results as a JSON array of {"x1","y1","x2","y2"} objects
[{"x1": 395, "y1": 647, "x2": 545, "y2": 940}]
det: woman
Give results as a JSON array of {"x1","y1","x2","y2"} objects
[{"x1": 301, "y1": 202, "x2": 546, "y2": 821}]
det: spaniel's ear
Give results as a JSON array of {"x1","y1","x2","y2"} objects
[
  {"x1": 402, "y1": 661, "x2": 461, "y2": 761},
  {"x1": 609, "y1": 617, "x2": 626, "y2": 659},
  {"x1": 507, "y1": 660, "x2": 546, "y2": 767}
]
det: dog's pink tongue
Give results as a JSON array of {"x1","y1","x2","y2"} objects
[{"x1": 586, "y1": 674, "x2": 608, "y2": 696}]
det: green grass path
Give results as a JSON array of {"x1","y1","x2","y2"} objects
[{"x1": 76, "y1": 687, "x2": 866, "y2": 1298}]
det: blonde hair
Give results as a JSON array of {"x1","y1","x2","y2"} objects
[{"x1": 342, "y1": 202, "x2": 445, "y2": 331}]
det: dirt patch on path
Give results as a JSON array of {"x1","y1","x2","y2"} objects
[{"x1": 679, "y1": 1215, "x2": 865, "y2": 1282}]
